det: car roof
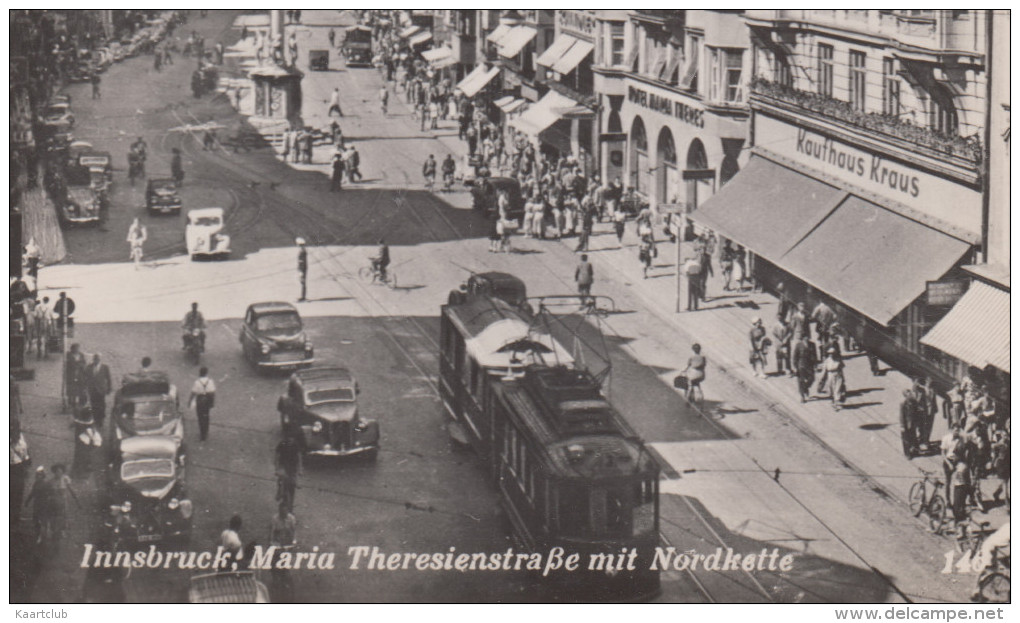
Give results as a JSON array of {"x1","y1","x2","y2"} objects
[
  {"x1": 249, "y1": 301, "x2": 299, "y2": 315},
  {"x1": 189, "y1": 207, "x2": 225, "y2": 218},
  {"x1": 293, "y1": 362, "x2": 357, "y2": 387}
]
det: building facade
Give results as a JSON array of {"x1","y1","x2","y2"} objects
[
  {"x1": 689, "y1": 10, "x2": 1001, "y2": 389},
  {"x1": 593, "y1": 11, "x2": 751, "y2": 210}
]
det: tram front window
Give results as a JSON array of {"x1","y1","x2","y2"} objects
[{"x1": 558, "y1": 481, "x2": 656, "y2": 539}]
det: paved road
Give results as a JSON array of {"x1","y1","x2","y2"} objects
[{"x1": 17, "y1": 10, "x2": 976, "y2": 604}]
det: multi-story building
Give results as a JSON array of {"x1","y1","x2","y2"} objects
[
  {"x1": 592, "y1": 10, "x2": 751, "y2": 209},
  {"x1": 690, "y1": 10, "x2": 1001, "y2": 389}
]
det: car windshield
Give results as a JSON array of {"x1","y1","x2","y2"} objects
[
  {"x1": 126, "y1": 400, "x2": 176, "y2": 430},
  {"x1": 154, "y1": 186, "x2": 177, "y2": 196},
  {"x1": 256, "y1": 312, "x2": 302, "y2": 332},
  {"x1": 193, "y1": 216, "x2": 221, "y2": 226},
  {"x1": 307, "y1": 388, "x2": 355, "y2": 404},
  {"x1": 121, "y1": 458, "x2": 175, "y2": 481}
]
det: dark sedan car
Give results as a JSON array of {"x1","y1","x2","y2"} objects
[
  {"x1": 471, "y1": 176, "x2": 524, "y2": 223},
  {"x1": 240, "y1": 302, "x2": 315, "y2": 371},
  {"x1": 146, "y1": 178, "x2": 182, "y2": 215},
  {"x1": 104, "y1": 435, "x2": 192, "y2": 546},
  {"x1": 277, "y1": 366, "x2": 379, "y2": 460}
]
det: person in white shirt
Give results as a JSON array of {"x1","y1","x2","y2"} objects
[{"x1": 189, "y1": 366, "x2": 216, "y2": 442}]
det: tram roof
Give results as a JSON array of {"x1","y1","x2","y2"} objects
[{"x1": 445, "y1": 298, "x2": 573, "y2": 369}]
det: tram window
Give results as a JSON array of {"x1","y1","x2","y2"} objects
[{"x1": 632, "y1": 480, "x2": 656, "y2": 536}]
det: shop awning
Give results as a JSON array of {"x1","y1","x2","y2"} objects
[
  {"x1": 503, "y1": 99, "x2": 528, "y2": 114},
  {"x1": 409, "y1": 31, "x2": 433, "y2": 47},
  {"x1": 455, "y1": 65, "x2": 500, "y2": 97},
  {"x1": 433, "y1": 55, "x2": 458, "y2": 69},
  {"x1": 421, "y1": 46, "x2": 453, "y2": 63},
  {"x1": 233, "y1": 15, "x2": 270, "y2": 29},
  {"x1": 510, "y1": 90, "x2": 586, "y2": 137},
  {"x1": 691, "y1": 156, "x2": 972, "y2": 325},
  {"x1": 552, "y1": 38, "x2": 594, "y2": 75},
  {"x1": 400, "y1": 25, "x2": 421, "y2": 39},
  {"x1": 498, "y1": 26, "x2": 537, "y2": 58},
  {"x1": 494, "y1": 95, "x2": 515, "y2": 109},
  {"x1": 537, "y1": 34, "x2": 578, "y2": 68},
  {"x1": 487, "y1": 23, "x2": 514, "y2": 47},
  {"x1": 921, "y1": 281, "x2": 1010, "y2": 373}
]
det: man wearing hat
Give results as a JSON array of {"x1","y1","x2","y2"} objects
[
  {"x1": 749, "y1": 317, "x2": 768, "y2": 378},
  {"x1": 792, "y1": 332, "x2": 817, "y2": 403},
  {"x1": 296, "y1": 238, "x2": 308, "y2": 302}
]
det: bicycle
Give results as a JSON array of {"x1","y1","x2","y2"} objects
[
  {"x1": 974, "y1": 548, "x2": 1010, "y2": 603},
  {"x1": 908, "y1": 470, "x2": 949, "y2": 534},
  {"x1": 956, "y1": 516, "x2": 991, "y2": 556},
  {"x1": 358, "y1": 262, "x2": 396, "y2": 289}
]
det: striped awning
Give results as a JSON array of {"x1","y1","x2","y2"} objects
[{"x1": 921, "y1": 281, "x2": 1010, "y2": 373}]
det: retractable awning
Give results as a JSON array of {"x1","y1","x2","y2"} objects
[
  {"x1": 421, "y1": 46, "x2": 453, "y2": 63},
  {"x1": 455, "y1": 65, "x2": 500, "y2": 97},
  {"x1": 487, "y1": 23, "x2": 514, "y2": 47},
  {"x1": 494, "y1": 95, "x2": 515, "y2": 109},
  {"x1": 690, "y1": 156, "x2": 972, "y2": 325},
  {"x1": 400, "y1": 25, "x2": 421, "y2": 39},
  {"x1": 510, "y1": 90, "x2": 589, "y2": 137},
  {"x1": 552, "y1": 38, "x2": 594, "y2": 75},
  {"x1": 498, "y1": 26, "x2": 537, "y2": 58},
  {"x1": 409, "y1": 31, "x2": 433, "y2": 47},
  {"x1": 921, "y1": 281, "x2": 1010, "y2": 373},
  {"x1": 537, "y1": 34, "x2": 577, "y2": 67}
]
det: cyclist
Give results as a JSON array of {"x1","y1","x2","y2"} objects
[
  {"x1": 181, "y1": 302, "x2": 206, "y2": 352},
  {"x1": 371, "y1": 238, "x2": 390, "y2": 283},
  {"x1": 441, "y1": 154, "x2": 456, "y2": 191},
  {"x1": 422, "y1": 154, "x2": 436, "y2": 191},
  {"x1": 680, "y1": 343, "x2": 707, "y2": 405}
]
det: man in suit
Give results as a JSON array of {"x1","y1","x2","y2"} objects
[
  {"x1": 84, "y1": 354, "x2": 112, "y2": 428},
  {"x1": 792, "y1": 333, "x2": 817, "y2": 403}
]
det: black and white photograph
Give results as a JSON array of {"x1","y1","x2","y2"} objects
[{"x1": 8, "y1": 8, "x2": 1011, "y2": 611}]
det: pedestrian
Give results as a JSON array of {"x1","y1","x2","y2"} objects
[
  {"x1": 189, "y1": 366, "x2": 216, "y2": 442},
  {"x1": 328, "y1": 87, "x2": 342, "y2": 117},
  {"x1": 613, "y1": 209, "x2": 626, "y2": 245},
  {"x1": 428, "y1": 100, "x2": 439, "y2": 130},
  {"x1": 379, "y1": 86, "x2": 388, "y2": 115},
  {"x1": 575, "y1": 254, "x2": 594, "y2": 309},
  {"x1": 10, "y1": 429, "x2": 31, "y2": 527},
  {"x1": 296, "y1": 238, "x2": 308, "y2": 302},
  {"x1": 576, "y1": 204, "x2": 593, "y2": 252},
  {"x1": 945, "y1": 382, "x2": 965, "y2": 430},
  {"x1": 330, "y1": 152, "x2": 344, "y2": 192},
  {"x1": 772, "y1": 315, "x2": 792, "y2": 376},
  {"x1": 65, "y1": 343, "x2": 88, "y2": 411},
  {"x1": 84, "y1": 354, "x2": 111, "y2": 428},
  {"x1": 32, "y1": 296, "x2": 51, "y2": 359},
  {"x1": 275, "y1": 430, "x2": 302, "y2": 512},
  {"x1": 680, "y1": 343, "x2": 707, "y2": 404},
  {"x1": 219, "y1": 515, "x2": 243, "y2": 570},
  {"x1": 948, "y1": 461, "x2": 971, "y2": 529},
  {"x1": 940, "y1": 425, "x2": 965, "y2": 490},
  {"x1": 916, "y1": 377, "x2": 938, "y2": 453},
  {"x1": 127, "y1": 218, "x2": 147, "y2": 269},
  {"x1": 49, "y1": 463, "x2": 80, "y2": 537},
  {"x1": 810, "y1": 300, "x2": 836, "y2": 360},
  {"x1": 790, "y1": 301, "x2": 809, "y2": 340},
  {"x1": 749, "y1": 317, "x2": 769, "y2": 377},
  {"x1": 154, "y1": 49, "x2": 163, "y2": 71},
  {"x1": 791, "y1": 333, "x2": 816, "y2": 403},
  {"x1": 775, "y1": 281, "x2": 793, "y2": 323},
  {"x1": 270, "y1": 502, "x2": 297, "y2": 547},
  {"x1": 90, "y1": 72, "x2": 101, "y2": 99},
  {"x1": 328, "y1": 28, "x2": 336, "y2": 48},
  {"x1": 171, "y1": 148, "x2": 185, "y2": 186},
  {"x1": 899, "y1": 389, "x2": 919, "y2": 458},
  {"x1": 820, "y1": 347, "x2": 846, "y2": 410},
  {"x1": 202, "y1": 129, "x2": 217, "y2": 151},
  {"x1": 698, "y1": 241, "x2": 714, "y2": 302},
  {"x1": 488, "y1": 217, "x2": 501, "y2": 253},
  {"x1": 302, "y1": 129, "x2": 314, "y2": 164},
  {"x1": 639, "y1": 238, "x2": 654, "y2": 279},
  {"x1": 25, "y1": 466, "x2": 54, "y2": 541},
  {"x1": 71, "y1": 419, "x2": 101, "y2": 481}
]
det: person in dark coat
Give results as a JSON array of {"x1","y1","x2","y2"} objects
[
  {"x1": 171, "y1": 148, "x2": 184, "y2": 186},
  {"x1": 65, "y1": 343, "x2": 88, "y2": 411},
  {"x1": 899, "y1": 389, "x2": 919, "y2": 458},
  {"x1": 84, "y1": 354, "x2": 112, "y2": 428},
  {"x1": 792, "y1": 333, "x2": 817, "y2": 403},
  {"x1": 330, "y1": 152, "x2": 344, "y2": 192}
]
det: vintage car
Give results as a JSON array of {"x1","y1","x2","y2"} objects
[
  {"x1": 470, "y1": 176, "x2": 524, "y2": 224},
  {"x1": 146, "y1": 177, "x2": 182, "y2": 214},
  {"x1": 342, "y1": 26, "x2": 374, "y2": 67},
  {"x1": 111, "y1": 371, "x2": 183, "y2": 446},
  {"x1": 104, "y1": 435, "x2": 192, "y2": 546},
  {"x1": 277, "y1": 367, "x2": 379, "y2": 460},
  {"x1": 60, "y1": 186, "x2": 102, "y2": 226},
  {"x1": 188, "y1": 572, "x2": 270, "y2": 603},
  {"x1": 240, "y1": 302, "x2": 315, "y2": 371},
  {"x1": 37, "y1": 101, "x2": 75, "y2": 130},
  {"x1": 465, "y1": 271, "x2": 529, "y2": 310},
  {"x1": 186, "y1": 208, "x2": 231, "y2": 260}
]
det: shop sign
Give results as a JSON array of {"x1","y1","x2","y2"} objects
[
  {"x1": 755, "y1": 114, "x2": 983, "y2": 239},
  {"x1": 626, "y1": 82, "x2": 704, "y2": 128},
  {"x1": 926, "y1": 279, "x2": 968, "y2": 307},
  {"x1": 557, "y1": 10, "x2": 596, "y2": 39}
]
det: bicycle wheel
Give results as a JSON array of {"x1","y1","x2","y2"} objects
[
  {"x1": 978, "y1": 572, "x2": 1010, "y2": 603},
  {"x1": 357, "y1": 266, "x2": 373, "y2": 282},
  {"x1": 908, "y1": 481, "x2": 926, "y2": 516},
  {"x1": 928, "y1": 495, "x2": 947, "y2": 534}
]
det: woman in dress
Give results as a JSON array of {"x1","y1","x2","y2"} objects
[{"x1": 681, "y1": 343, "x2": 707, "y2": 405}]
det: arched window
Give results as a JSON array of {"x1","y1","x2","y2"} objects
[
  {"x1": 685, "y1": 138, "x2": 710, "y2": 209},
  {"x1": 629, "y1": 117, "x2": 648, "y2": 194},
  {"x1": 656, "y1": 128, "x2": 679, "y2": 204}
]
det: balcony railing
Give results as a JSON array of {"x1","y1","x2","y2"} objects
[{"x1": 751, "y1": 77, "x2": 982, "y2": 164}]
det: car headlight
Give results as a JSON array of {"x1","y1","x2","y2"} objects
[
  {"x1": 304, "y1": 340, "x2": 313, "y2": 351},
  {"x1": 260, "y1": 344, "x2": 271, "y2": 354},
  {"x1": 168, "y1": 498, "x2": 179, "y2": 510},
  {"x1": 179, "y1": 499, "x2": 193, "y2": 519},
  {"x1": 312, "y1": 421, "x2": 323, "y2": 433}
]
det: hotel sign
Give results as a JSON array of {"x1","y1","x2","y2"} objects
[
  {"x1": 755, "y1": 114, "x2": 982, "y2": 239},
  {"x1": 557, "y1": 10, "x2": 596, "y2": 39},
  {"x1": 627, "y1": 83, "x2": 704, "y2": 129}
]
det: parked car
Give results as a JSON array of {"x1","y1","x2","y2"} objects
[
  {"x1": 103, "y1": 435, "x2": 192, "y2": 546},
  {"x1": 111, "y1": 371, "x2": 183, "y2": 446},
  {"x1": 240, "y1": 302, "x2": 315, "y2": 371},
  {"x1": 470, "y1": 176, "x2": 524, "y2": 224},
  {"x1": 186, "y1": 208, "x2": 231, "y2": 260},
  {"x1": 466, "y1": 271, "x2": 529, "y2": 310},
  {"x1": 60, "y1": 186, "x2": 102, "y2": 226},
  {"x1": 37, "y1": 102, "x2": 75, "y2": 130},
  {"x1": 146, "y1": 178, "x2": 182, "y2": 214},
  {"x1": 277, "y1": 366, "x2": 379, "y2": 460}
]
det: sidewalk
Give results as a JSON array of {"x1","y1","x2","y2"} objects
[
  {"x1": 20, "y1": 186, "x2": 67, "y2": 265},
  {"x1": 567, "y1": 222, "x2": 1007, "y2": 524}
]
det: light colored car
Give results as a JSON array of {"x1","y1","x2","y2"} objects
[{"x1": 185, "y1": 208, "x2": 231, "y2": 259}]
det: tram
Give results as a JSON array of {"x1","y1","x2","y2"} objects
[
  {"x1": 440, "y1": 291, "x2": 661, "y2": 600},
  {"x1": 342, "y1": 26, "x2": 373, "y2": 67}
]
